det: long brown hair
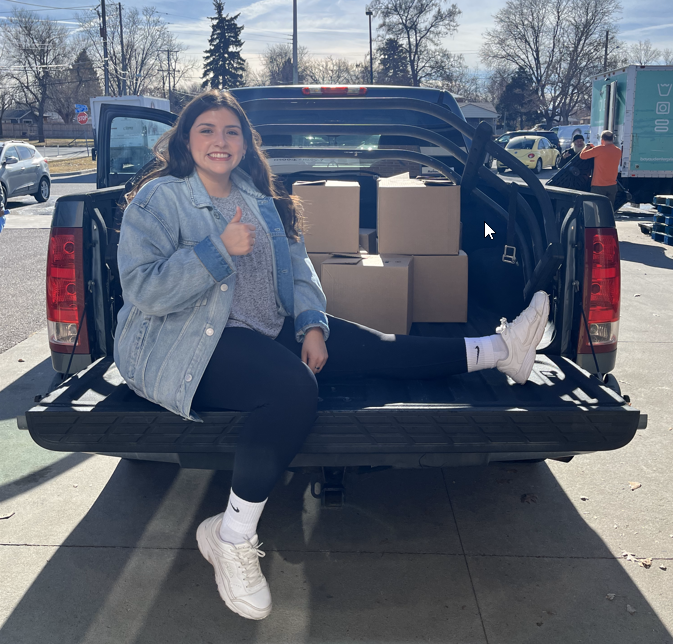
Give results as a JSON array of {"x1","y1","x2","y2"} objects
[{"x1": 124, "y1": 89, "x2": 303, "y2": 240}]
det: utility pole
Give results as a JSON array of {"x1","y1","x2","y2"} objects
[
  {"x1": 366, "y1": 9, "x2": 374, "y2": 84},
  {"x1": 100, "y1": 0, "x2": 110, "y2": 95},
  {"x1": 292, "y1": 0, "x2": 298, "y2": 85},
  {"x1": 118, "y1": 2, "x2": 126, "y2": 95},
  {"x1": 604, "y1": 29, "x2": 609, "y2": 72},
  {"x1": 160, "y1": 49, "x2": 180, "y2": 102}
]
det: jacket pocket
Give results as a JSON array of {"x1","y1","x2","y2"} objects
[{"x1": 126, "y1": 314, "x2": 151, "y2": 382}]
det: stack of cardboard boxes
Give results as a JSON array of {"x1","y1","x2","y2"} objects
[{"x1": 292, "y1": 174, "x2": 467, "y2": 335}]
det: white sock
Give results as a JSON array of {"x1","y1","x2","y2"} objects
[
  {"x1": 464, "y1": 335, "x2": 508, "y2": 372},
  {"x1": 219, "y1": 489, "x2": 267, "y2": 544}
]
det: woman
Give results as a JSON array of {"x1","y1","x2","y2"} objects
[{"x1": 115, "y1": 90, "x2": 549, "y2": 621}]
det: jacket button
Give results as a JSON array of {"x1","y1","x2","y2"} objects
[
  {"x1": 185, "y1": 374, "x2": 193, "y2": 382},
  {"x1": 220, "y1": 283, "x2": 228, "y2": 291},
  {"x1": 206, "y1": 327, "x2": 214, "y2": 336}
]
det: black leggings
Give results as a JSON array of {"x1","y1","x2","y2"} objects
[{"x1": 192, "y1": 315, "x2": 468, "y2": 502}]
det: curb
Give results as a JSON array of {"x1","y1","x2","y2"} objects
[{"x1": 51, "y1": 170, "x2": 96, "y2": 178}]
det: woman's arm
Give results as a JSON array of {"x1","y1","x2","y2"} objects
[
  {"x1": 118, "y1": 202, "x2": 237, "y2": 317},
  {"x1": 288, "y1": 236, "x2": 329, "y2": 342}
]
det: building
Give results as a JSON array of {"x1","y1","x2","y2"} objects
[{"x1": 456, "y1": 101, "x2": 499, "y2": 131}]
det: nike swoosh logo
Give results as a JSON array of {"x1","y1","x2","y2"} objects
[
  {"x1": 230, "y1": 502, "x2": 240, "y2": 513},
  {"x1": 476, "y1": 345, "x2": 480, "y2": 364}
]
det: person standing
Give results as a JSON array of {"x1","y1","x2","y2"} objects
[
  {"x1": 579, "y1": 130, "x2": 622, "y2": 206},
  {"x1": 559, "y1": 133, "x2": 586, "y2": 168}
]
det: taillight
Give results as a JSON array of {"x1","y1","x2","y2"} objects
[
  {"x1": 528, "y1": 153, "x2": 535, "y2": 158},
  {"x1": 46, "y1": 227, "x2": 89, "y2": 354},
  {"x1": 301, "y1": 86, "x2": 367, "y2": 96},
  {"x1": 578, "y1": 227, "x2": 620, "y2": 354}
]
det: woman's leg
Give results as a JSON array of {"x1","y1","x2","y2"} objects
[
  {"x1": 277, "y1": 291, "x2": 549, "y2": 384},
  {"x1": 193, "y1": 324, "x2": 319, "y2": 620},
  {"x1": 193, "y1": 324, "x2": 318, "y2": 504}
]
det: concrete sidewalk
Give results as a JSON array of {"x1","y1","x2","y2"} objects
[{"x1": 1, "y1": 222, "x2": 672, "y2": 643}]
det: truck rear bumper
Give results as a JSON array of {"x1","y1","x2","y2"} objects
[{"x1": 24, "y1": 355, "x2": 642, "y2": 469}]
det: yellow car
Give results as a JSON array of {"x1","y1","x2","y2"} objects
[{"x1": 497, "y1": 136, "x2": 560, "y2": 174}]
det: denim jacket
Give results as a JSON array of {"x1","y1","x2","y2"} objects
[{"x1": 113, "y1": 168, "x2": 329, "y2": 421}]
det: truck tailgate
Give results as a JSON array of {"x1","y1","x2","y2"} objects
[{"x1": 24, "y1": 353, "x2": 641, "y2": 468}]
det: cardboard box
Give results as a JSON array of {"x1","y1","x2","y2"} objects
[
  {"x1": 321, "y1": 255, "x2": 414, "y2": 334},
  {"x1": 377, "y1": 174, "x2": 460, "y2": 255},
  {"x1": 292, "y1": 180, "x2": 360, "y2": 253},
  {"x1": 412, "y1": 252, "x2": 468, "y2": 323},
  {"x1": 307, "y1": 253, "x2": 332, "y2": 280},
  {"x1": 359, "y1": 228, "x2": 377, "y2": 254}
]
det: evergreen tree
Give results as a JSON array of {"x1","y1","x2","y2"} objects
[
  {"x1": 495, "y1": 69, "x2": 541, "y2": 130},
  {"x1": 202, "y1": 0, "x2": 245, "y2": 90},
  {"x1": 376, "y1": 39, "x2": 411, "y2": 86}
]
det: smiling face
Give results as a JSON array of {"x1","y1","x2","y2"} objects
[{"x1": 188, "y1": 108, "x2": 247, "y2": 195}]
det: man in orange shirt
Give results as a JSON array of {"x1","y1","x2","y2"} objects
[{"x1": 579, "y1": 130, "x2": 622, "y2": 207}]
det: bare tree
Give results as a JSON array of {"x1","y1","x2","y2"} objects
[
  {"x1": 256, "y1": 44, "x2": 311, "y2": 85},
  {"x1": 628, "y1": 40, "x2": 662, "y2": 65},
  {"x1": 50, "y1": 48, "x2": 102, "y2": 125},
  {"x1": 304, "y1": 55, "x2": 371, "y2": 84},
  {"x1": 663, "y1": 48, "x2": 673, "y2": 65},
  {"x1": 0, "y1": 73, "x2": 16, "y2": 138},
  {"x1": 367, "y1": 0, "x2": 461, "y2": 87},
  {"x1": 481, "y1": 0, "x2": 622, "y2": 126},
  {"x1": 1, "y1": 9, "x2": 73, "y2": 141},
  {"x1": 78, "y1": 5, "x2": 181, "y2": 96}
]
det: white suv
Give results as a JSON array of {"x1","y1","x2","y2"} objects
[{"x1": 0, "y1": 141, "x2": 51, "y2": 204}]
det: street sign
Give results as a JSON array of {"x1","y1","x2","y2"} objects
[
  {"x1": 74, "y1": 104, "x2": 88, "y2": 113},
  {"x1": 77, "y1": 112, "x2": 89, "y2": 125}
]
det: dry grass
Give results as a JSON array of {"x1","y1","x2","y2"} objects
[{"x1": 48, "y1": 156, "x2": 96, "y2": 175}]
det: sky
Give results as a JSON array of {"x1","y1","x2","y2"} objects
[{"x1": 0, "y1": 0, "x2": 671, "y2": 79}]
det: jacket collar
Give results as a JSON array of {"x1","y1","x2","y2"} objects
[{"x1": 185, "y1": 167, "x2": 268, "y2": 208}]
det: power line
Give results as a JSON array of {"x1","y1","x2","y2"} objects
[{"x1": 0, "y1": 0, "x2": 94, "y2": 8}]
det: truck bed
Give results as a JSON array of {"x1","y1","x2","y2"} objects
[{"x1": 25, "y1": 306, "x2": 640, "y2": 469}]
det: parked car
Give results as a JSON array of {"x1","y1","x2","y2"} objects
[
  {"x1": 0, "y1": 141, "x2": 50, "y2": 204},
  {"x1": 552, "y1": 125, "x2": 591, "y2": 151},
  {"x1": 496, "y1": 130, "x2": 561, "y2": 150},
  {"x1": 497, "y1": 135, "x2": 560, "y2": 174}
]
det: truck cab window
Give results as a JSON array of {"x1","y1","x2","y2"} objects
[{"x1": 109, "y1": 116, "x2": 172, "y2": 175}]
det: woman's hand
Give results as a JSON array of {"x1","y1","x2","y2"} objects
[
  {"x1": 220, "y1": 207, "x2": 256, "y2": 256},
  {"x1": 302, "y1": 327, "x2": 328, "y2": 374}
]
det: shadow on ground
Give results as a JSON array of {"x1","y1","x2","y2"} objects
[
  {"x1": 620, "y1": 240, "x2": 673, "y2": 270},
  {"x1": 1, "y1": 459, "x2": 670, "y2": 643}
]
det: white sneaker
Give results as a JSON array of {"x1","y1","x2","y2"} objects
[
  {"x1": 495, "y1": 291, "x2": 550, "y2": 384},
  {"x1": 196, "y1": 513, "x2": 272, "y2": 620}
]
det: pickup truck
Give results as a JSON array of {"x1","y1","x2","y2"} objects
[{"x1": 19, "y1": 85, "x2": 646, "y2": 506}]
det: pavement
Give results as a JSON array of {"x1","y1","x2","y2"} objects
[{"x1": 1, "y1": 220, "x2": 672, "y2": 643}]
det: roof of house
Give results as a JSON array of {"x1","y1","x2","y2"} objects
[
  {"x1": 1, "y1": 108, "x2": 35, "y2": 121},
  {"x1": 457, "y1": 101, "x2": 499, "y2": 119}
]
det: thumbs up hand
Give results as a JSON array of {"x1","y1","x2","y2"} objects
[{"x1": 220, "y1": 207, "x2": 256, "y2": 256}]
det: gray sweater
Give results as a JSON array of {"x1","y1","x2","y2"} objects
[{"x1": 211, "y1": 186, "x2": 286, "y2": 339}]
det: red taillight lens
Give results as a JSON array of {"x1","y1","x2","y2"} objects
[
  {"x1": 46, "y1": 227, "x2": 89, "y2": 354},
  {"x1": 578, "y1": 227, "x2": 620, "y2": 354},
  {"x1": 301, "y1": 86, "x2": 367, "y2": 96},
  {"x1": 528, "y1": 153, "x2": 535, "y2": 158}
]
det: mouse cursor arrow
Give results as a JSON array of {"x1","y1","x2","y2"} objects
[{"x1": 484, "y1": 222, "x2": 496, "y2": 239}]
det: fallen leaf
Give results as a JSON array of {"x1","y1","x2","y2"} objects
[
  {"x1": 0, "y1": 512, "x2": 15, "y2": 520},
  {"x1": 606, "y1": 593, "x2": 616, "y2": 600},
  {"x1": 659, "y1": 565, "x2": 667, "y2": 571},
  {"x1": 521, "y1": 493, "x2": 538, "y2": 504},
  {"x1": 628, "y1": 481, "x2": 641, "y2": 491},
  {"x1": 73, "y1": 484, "x2": 78, "y2": 488},
  {"x1": 580, "y1": 496, "x2": 589, "y2": 501},
  {"x1": 536, "y1": 622, "x2": 543, "y2": 627},
  {"x1": 17, "y1": 358, "x2": 24, "y2": 363},
  {"x1": 626, "y1": 605, "x2": 636, "y2": 615},
  {"x1": 638, "y1": 558, "x2": 653, "y2": 569},
  {"x1": 634, "y1": 294, "x2": 641, "y2": 297}
]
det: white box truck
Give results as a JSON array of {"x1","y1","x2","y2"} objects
[{"x1": 589, "y1": 65, "x2": 673, "y2": 203}]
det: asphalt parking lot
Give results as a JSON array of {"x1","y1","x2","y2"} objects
[{"x1": 1, "y1": 212, "x2": 672, "y2": 643}]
